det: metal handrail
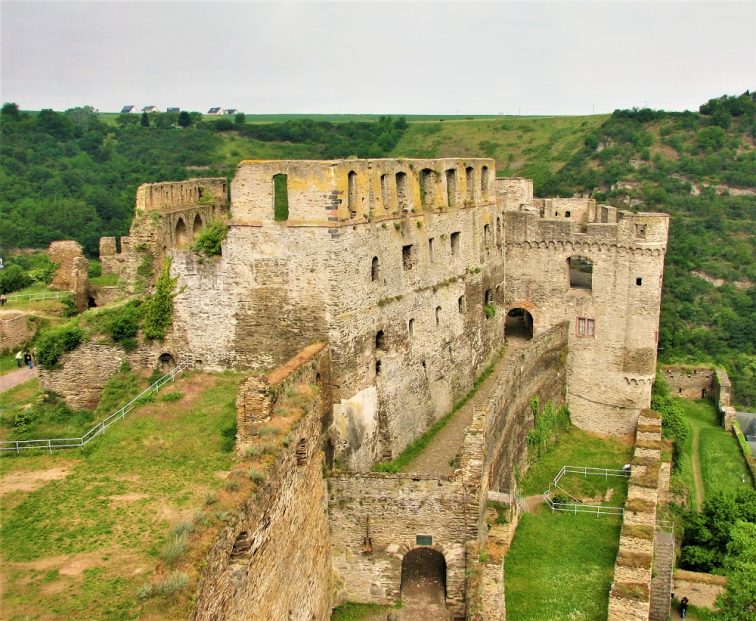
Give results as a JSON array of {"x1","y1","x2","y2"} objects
[
  {"x1": 5, "y1": 291, "x2": 72, "y2": 302},
  {"x1": 0, "y1": 360, "x2": 190, "y2": 453}
]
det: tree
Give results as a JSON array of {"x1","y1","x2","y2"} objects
[
  {"x1": 140, "y1": 111, "x2": 150, "y2": 127},
  {"x1": 234, "y1": 112, "x2": 246, "y2": 125},
  {"x1": 1, "y1": 102, "x2": 20, "y2": 120},
  {"x1": 177, "y1": 111, "x2": 192, "y2": 127},
  {"x1": 116, "y1": 113, "x2": 139, "y2": 128}
]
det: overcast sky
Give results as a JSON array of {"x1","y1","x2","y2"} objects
[{"x1": 1, "y1": 0, "x2": 754, "y2": 115}]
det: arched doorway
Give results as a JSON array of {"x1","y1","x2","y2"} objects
[
  {"x1": 158, "y1": 353, "x2": 176, "y2": 373},
  {"x1": 175, "y1": 218, "x2": 189, "y2": 247},
  {"x1": 401, "y1": 547, "x2": 447, "y2": 611},
  {"x1": 193, "y1": 214, "x2": 203, "y2": 234},
  {"x1": 505, "y1": 308, "x2": 534, "y2": 343}
]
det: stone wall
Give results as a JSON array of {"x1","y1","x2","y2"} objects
[
  {"x1": 49, "y1": 240, "x2": 89, "y2": 310},
  {"x1": 672, "y1": 570, "x2": 727, "y2": 610},
  {"x1": 0, "y1": 312, "x2": 35, "y2": 352},
  {"x1": 608, "y1": 410, "x2": 663, "y2": 621},
  {"x1": 661, "y1": 365, "x2": 716, "y2": 400},
  {"x1": 503, "y1": 204, "x2": 668, "y2": 435},
  {"x1": 192, "y1": 347, "x2": 332, "y2": 621},
  {"x1": 38, "y1": 337, "x2": 182, "y2": 409},
  {"x1": 328, "y1": 472, "x2": 471, "y2": 619}
]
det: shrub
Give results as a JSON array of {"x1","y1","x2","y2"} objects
[
  {"x1": 107, "y1": 300, "x2": 141, "y2": 349},
  {"x1": 159, "y1": 391, "x2": 183, "y2": 402},
  {"x1": 160, "y1": 535, "x2": 187, "y2": 565},
  {"x1": 137, "y1": 571, "x2": 188, "y2": 600},
  {"x1": 36, "y1": 324, "x2": 84, "y2": 369},
  {"x1": 204, "y1": 491, "x2": 218, "y2": 506},
  {"x1": 61, "y1": 296, "x2": 79, "y2": 317},
  {"x1": 142, "y1": 259, "x2": 177, "y2": 340},
  {"x1": 223, "y1": 479, "x2": 240, "y2": 492},
  {"x1": 0, "y1": 265, "x2": 32, "y2": 293},
  {"x1": 484, "y1": 303, "x2": 496, "y2": 318},
  {"x1": 192, "y1": 219, "x2": 228, "y2": 256},
  {"x1": 88, "y1": 261, "x2": 102, "y2": 278},
  {"x1": 526, "y1": 398, "x2": 571, "y2": 458},
  {"x1": 247, "y1": 469, "x2": 265, "y2": 483}
]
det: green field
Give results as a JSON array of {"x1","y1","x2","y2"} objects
[
  {"x1": 679, "y1": 399, "x2": 751, "y2": 500},
  {"x1": 505, "y1": 426, "x2": 632, "y2": 620},
  {"x1": 0, "y1": 372, "x2": 242, "y2": 620},
  {"x1": 393, "y1": 115, "x2": 607, "y2": 176}
]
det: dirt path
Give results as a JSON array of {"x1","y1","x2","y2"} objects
[
  {"x1": 0, "y1": 367, "x2": 37, "y2": 392},
  {"x1": 691, "y1": 425, "x2": 704, "y2": 512},
  {"x1": 400, "y1": 336, "x2": 528, "y2": 476}
]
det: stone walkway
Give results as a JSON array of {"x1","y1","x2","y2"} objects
[
  {"x1": 0, "y1": 367, "x2": 37, "y2": 392},
  {"x1": 401, "y1": 330, "x2": 530, "y2": 477},
  {"x1": 649, "y1": 530, "x2": 675, "y2": 621}
]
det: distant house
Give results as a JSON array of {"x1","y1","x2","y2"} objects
[
  {"x1": 120, "y1": 105, "x2": 138, "y2": 114},
  {"x1": 141, "y1": 105, "x2": 160, "y2": 113},
  {"x1": 167, "y1": 107, "x2": 180, "y2": 114},
  {"x1": 225, "y1": 109, "x2": 238, "y2": 116},
  {"x1": 207, "y1": 107, "x2": 224, "y2": 115}
]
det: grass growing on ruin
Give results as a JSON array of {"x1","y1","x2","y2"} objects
[
  {"x1": 678, "y1": 399, "x2": 751, "y2": 500},
  {"x1": 0, "y1": 372, "x2": 243, "y2": 621},
  {"x1": 519, "y1": 426, "x2": 633, "y2": 496},
  {"x1": 505, "y1": 511, "x2": 622, "y2": 621},
  {"x1": 504, "y1": 427, "x2": 632, "y2": 620},
  {"x1": 331, "y1": 601, "x2": 401, "y2": 621}
]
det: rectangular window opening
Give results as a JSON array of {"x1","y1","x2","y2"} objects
[
  {"x1": 273, "y1": 174, "x2": 289, "y2": 221},
  {"x1": 636, "y1": 277, "x2": 643, "y2": 286},
  {"x1": 428, "y1": 238, "x2": 435, "y2": 263},
  {"x1": 402, "y1": 244, "x2": 416, "y2": 270},
  {"x1": 450, "y1": 231, "x2": 460, "y2": 256}
]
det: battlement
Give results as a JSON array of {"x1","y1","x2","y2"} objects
[
  {"x1": 135, "y1": 178, "x2": 227, "y2": 213},
  {"x1": 231, "y1": 158, "x2": 496, "y2": 224}
]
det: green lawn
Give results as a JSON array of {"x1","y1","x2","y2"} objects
[
  {"x1": 505, "y1": 426, "x2": 631, "y2": 620},
  {"x1": 0, "y1": 351, "x2": 21, "y2": 375},
  {"x1": 505, "y1": 511, "x2": 622, "y2": 621},
  {"x1": 519, "y1": 426, "x2": 633, "y2": 496},
  {"x1": 0, "y1": 372, "x2": 242, "y2": 620},
  {"x1": 678, "y1": 399, "x2": 750, "y2": 501}
]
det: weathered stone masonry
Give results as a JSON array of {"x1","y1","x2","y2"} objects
[{"x1": 68, "y1": 158, "x2": 669, "y2": 618}]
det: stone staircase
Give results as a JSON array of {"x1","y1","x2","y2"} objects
[{"x1": 649, "y1": 529, "x2": 675, "y2": 621}]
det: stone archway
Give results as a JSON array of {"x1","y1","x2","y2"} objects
[
  {"x1": 158, "y1": 353, "x2": 176, "y2": 373},
  {"x1": 505, "y1": 307, "x2": 534, "y2": 342},
  {"x1": 400, "y1": 547, "x2": 447, "y2": 618},
  {"x1": 175, "y1": 218, "x2": 189, "y2": 248}
]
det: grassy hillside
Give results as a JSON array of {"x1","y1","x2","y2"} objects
[{"x1": 1, "y1": 95, "x2": 753, "y2": 403}]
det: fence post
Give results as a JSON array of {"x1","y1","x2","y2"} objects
[{"x1": 48, "y1": 439, "x2": 52, "y2": 454}]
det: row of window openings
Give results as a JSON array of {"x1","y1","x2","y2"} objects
[
  {"x1": 271, "y1": 167, "x2": 491, "y2": 221},
  {"x1": 567, "y1": 256, "x2": 644, "y2": 290}
]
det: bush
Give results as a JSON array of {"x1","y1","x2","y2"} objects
[
  {"x1": 137, "y1": 571, "x2": 188, "y2": 600},
  {"x1": 651, "y1": 372, "x2": 689, "y2": 466},
  {"x1": 0, "y1": 265, "x2": 32, "y2": 294},
  {"x1": 88, "y1": 260, "x2": 102, "y2": 278},
  {"x1": 107, "y1": 300, "x2": 141, "y2": 349},
  {"x1": 36, "y1": 324, "x2": 84, "y2": 369},
  {"x1": 61, "y1": 296, "x2": 79, "y2": 317},
  {"x1": 526, "y1": 397, "x2": 571, "y2": 458},
  {"x1": 159, "y1": 391, "x2": 183, "y2": 402},
  {"x1": 142, "y1": 259, "x2": 177, "y2": 340},
  {"x1": 192, "y1": 219, "x2": 227, "y2": 256}
]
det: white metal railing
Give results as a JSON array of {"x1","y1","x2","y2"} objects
[
  {"x1": 5, "y1": 291, "x2": 72, "y2": 302},
  {"x1": 0, "y1": 360, "x2": 190, "y2": 453},
  {"x1": 542, "y1": 464, "x2": 631, "y2": 517}
]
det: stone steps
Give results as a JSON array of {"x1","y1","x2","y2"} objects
[{"x1": 649, "y1": 530, "x2": 675, "y2": 621}]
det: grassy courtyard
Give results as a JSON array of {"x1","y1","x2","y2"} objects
[
  {"x1": 0, "y1": 372, "x2": 243, "y2": 620},
  {"x1": 505, "y1": 426, "x2": 633, "y2": 621}
]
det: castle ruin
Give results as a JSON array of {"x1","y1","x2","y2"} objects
[{"x1": 47, "y1": 158, "x2": 669, "y2": 619}]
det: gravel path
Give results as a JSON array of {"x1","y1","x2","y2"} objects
[
  {"x1": 0, "y1": 367, "x2": 37, "y2": 392},
  {"x1": 400, "y1": 332, "x2": 529, "y2": 477}
]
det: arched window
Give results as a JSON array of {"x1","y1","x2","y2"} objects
[
  {"x1": 408, "y1": 318, "x2": 415, "y2": 338},
  {"x1": 445, "y1": 169, "x2": 457, "y2": 207},
  {"x1": 380, "y1": 174, "x2": 390, "y2": 210},
  {"x1": 568, "y1": 256, "x2": 593, "y2": 290},
  {"x1": 347, "y1": 170, "x2": 357, "y2": 217},
  {"x1": 175, "y1": 219, "x2": 189, "y2": 247},
  {"x1": 458, "y1": 295, "x2": 466, "y2": 313},
  {"x1": 371, "y1": 257, "x2": 380, "y2": 282},
  {"x1": 435, "y1": 306, "x2": 442, "y2": 326},
  {"x1": 396, "y1": 172, "x2": 410, "y2": 212},
  {"x1": 375, "y1": 330, "x2": 385, "y2": 350},
  {"x1": 419, "y1": 169, "x2": 436, "y2": 208},
  {"x1": 481, "y1": 165, "x2": 489, "y2": 196},
  {"x1": 273, "y1": 174, "x2": 289, "y2": 221},
  {"x1": 465, "y1": 166, "x2": 474, "y2": 202}
]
